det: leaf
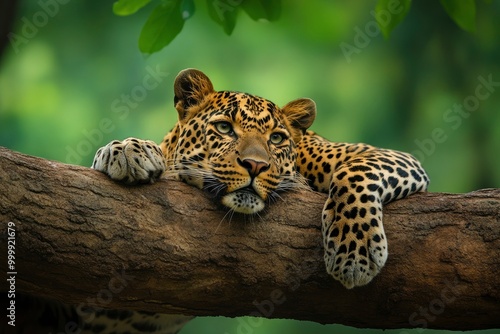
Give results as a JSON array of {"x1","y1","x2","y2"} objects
[
  {"x1": 241, "y1": 0, "x2": 281, "y2": 22},
  {"x1": 375, "y1": 0, "x2": 412, "y2": 39},
  {"x1": 113, "y1": 0, "x2": 151, "y2": 16},
  {"x1": 207, "y1": 0, "x2": 239, "y2": 35},
  {"x1": 440, "y1": 0, "x2": 476, "y2": 32},
  {"x1": 181, "y1": 0, "x2": 195, "y2": 20},
  {"x1": 139, "y1": 0, "x2": 185, "y2": 54}
]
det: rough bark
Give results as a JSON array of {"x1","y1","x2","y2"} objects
[{"x1": 0, "y1": 146, "x2": 499, "y2": 330}]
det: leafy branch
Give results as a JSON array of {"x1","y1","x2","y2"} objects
[
  {"x1": 113, "y1": 0, "x2": 481, "y2": 55},
  {"x1": 113, "y1": 0, "x2": 281, "y2": 54}
]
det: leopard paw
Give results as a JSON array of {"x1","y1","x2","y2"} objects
[
  {"x1": 92, "y1": 138, "x2": 166, "y2": 184},
  {"x1": 323, "y1": 219, "x2": 388, "y2": 289}
]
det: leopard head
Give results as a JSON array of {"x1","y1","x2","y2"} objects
[{"x1": 165, "y1": 69, "x2": 316, "y2": 214}]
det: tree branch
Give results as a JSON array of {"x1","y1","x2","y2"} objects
[{"x1": 0, "y1": 146, "x2": 499, "y2": 330}]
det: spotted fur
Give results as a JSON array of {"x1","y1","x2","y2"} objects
[
  {"x1": 90, "y1": 69, "x2": 429, "y2": 331},
  {"x1": 11, "y1": 293, "x2": 191, "y2": 334}
]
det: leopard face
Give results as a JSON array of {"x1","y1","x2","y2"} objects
[{"x1": 161, "y1": 69, "x2": 316, "y2": 214}]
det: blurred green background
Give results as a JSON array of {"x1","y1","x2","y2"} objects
[{"x1": 1, "y1": 0, "x2": 499, "y2": 333}]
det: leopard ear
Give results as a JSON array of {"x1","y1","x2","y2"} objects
[
  {"x1": 174, "y1": 69, "x2": 215, "y2": 121},
  {"x1": 281, "y1": 98, "x2": 316, "y2": 142}
]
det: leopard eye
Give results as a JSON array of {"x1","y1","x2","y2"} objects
[
  {"x1": 270, "y1": 132, "x2": 286, "y2": 145},
  {"x1": 215, "y1": 121, "x2": 233, "y2": 135}
]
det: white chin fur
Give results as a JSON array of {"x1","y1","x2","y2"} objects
[{"x1": 221, "y1": 191, "x2": 265, "y2": 214}]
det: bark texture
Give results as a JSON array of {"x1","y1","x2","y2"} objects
[{"x1": 0, "y1": 146, "x2": 499, "y2": 330}]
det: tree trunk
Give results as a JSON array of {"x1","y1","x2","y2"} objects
[{"x1": 0, "y1": 146, "x2": 499, "y2": 330}]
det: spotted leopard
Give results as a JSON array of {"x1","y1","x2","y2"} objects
[{"x1": 90, "y1": 69, "x2": 429, "y2": 332}]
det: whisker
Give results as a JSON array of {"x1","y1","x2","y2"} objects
[
  {"x1": 165, "y1": 157, "x2": 311, "y2": 216},
  {"x1": 275, "y1": 172, "x2": 311, "y2": 192},
  {"x1": 254, "y1": 211, "x2": 264, "y2": 224}
]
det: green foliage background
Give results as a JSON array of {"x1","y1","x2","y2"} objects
[{"x1": 0, "y1": 1, "x2": 499, "y2": 333}]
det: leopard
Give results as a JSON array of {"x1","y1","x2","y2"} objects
[{"x1": 75, "y1": 68, "x2": 429, "y2": 333}]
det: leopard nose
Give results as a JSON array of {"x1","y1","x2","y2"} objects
[{"x1": 237, "y1": 158, "x2": 270, "y2": 177}]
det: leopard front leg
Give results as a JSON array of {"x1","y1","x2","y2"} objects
[
  {"x1": 322, "y1": 149, "x2": 429, "y2": 288},
  {"x1": 92, "y1": 138, "x2": 166, "y2": 184},
  {"x1": 322, "y1": 177, "x2": 387, "y2": 289}
]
